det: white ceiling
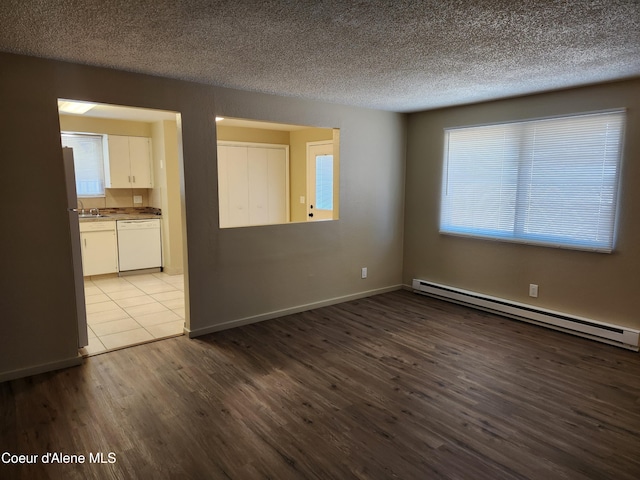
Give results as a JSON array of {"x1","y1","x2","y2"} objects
[{"x1": 2, "y1": 1, "x2": 639, "y2": 112}]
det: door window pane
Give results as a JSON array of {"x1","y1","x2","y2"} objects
[{"x1": 315, "y1": 154, "x2": 333, "y2": 210}]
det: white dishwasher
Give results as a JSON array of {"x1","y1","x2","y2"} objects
[{"x1": 117, "y1": 219, "x2": 162, "y2": 272}]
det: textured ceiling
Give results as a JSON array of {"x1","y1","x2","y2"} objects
[{"x1": 1, "y1": 0, "x2": 638, "y2": 112}]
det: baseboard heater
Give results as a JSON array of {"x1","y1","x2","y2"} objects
[{"x1": 412, "y1": 279, "x2": 639, "y2": 351}]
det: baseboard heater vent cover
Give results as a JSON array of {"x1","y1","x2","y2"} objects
[{"x1": 412, "y1": 279, "x2": 639, "y2": 351}]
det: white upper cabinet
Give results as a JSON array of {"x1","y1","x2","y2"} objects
[
  {"x1": 128, "y1": 136, "x2": 153, "y2": 187},
  {"x1": 104, "y1": 135, "x2": 130, "y2": 187},
  {"x1": 104, "y1": 135, "x2": 153, "y2": 188}
]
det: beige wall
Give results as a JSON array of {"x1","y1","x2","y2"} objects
[
  {"x1": 0, "y1": 52, "x2": 405, "y2": 380},
  {"x1": 149, "y1": 121, "x2": 164, "y2": 210},
  {"x1": 403, "y1": 78, "x2": 640, "y2": 330},
  {"x1": 60, "y1": 114, "x2": 153, "y2": 208},
  {"x1": 151, "y1": 120, "x2": 184, "y2": 274},
  {"x1": 332, "y1": 128, "x2": 341, "y2": 220},
  {"x1": 60, "y1": 115, "x2": 152, "y2": 137},
  {"x1": 216, "y1": 125, "x2": 289, "y2": 144}
]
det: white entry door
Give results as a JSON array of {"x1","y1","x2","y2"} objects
[{"x1": 307, "y1": 141, "x2": 334, "y2": 221}]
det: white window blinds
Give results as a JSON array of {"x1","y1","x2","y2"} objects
[
  {"x1": 61, "y1": 134, "x2": 105, "y2": 197},
  {"x1": 440, "y1": 110, "x2": 625, "y2": 252}
]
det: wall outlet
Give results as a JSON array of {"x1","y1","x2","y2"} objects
[
  {"x1": 361, "y1": 267, "x2": 368, "y2": 279},
  {"x1": 529, "y1": 284, "x2": 539, "y2": 298},
  {"x1": 299, "y1": 196, "x2": 305, "y2": 204},
  {"x1": 133, "y1": 195, "x2": 143, "y2": 204}
]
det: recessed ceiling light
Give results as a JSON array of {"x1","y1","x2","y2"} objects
[
  {"x1": 58, "y1": 100, "x2": 97, "y2": 115},
  {"x1": 215, "y1": 116, "x2": 224, "y2": 122}
]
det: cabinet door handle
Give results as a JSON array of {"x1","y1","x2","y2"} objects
[
  {"x1": 133, "y1": 175, "x2": 136, "y2": 183},
  {"x1": 84, "y1": 238, "x2": 87, "y2": 247},
  {"x1": 128, "y1": 175, "x2": 131, "y2": 183}
]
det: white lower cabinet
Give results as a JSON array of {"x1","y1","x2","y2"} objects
[{"x1": 79, "y1": 221, "x2": 118, "y2": 276}]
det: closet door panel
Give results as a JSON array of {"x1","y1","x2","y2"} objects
[
  {"x1": 217, "y1": 146, "x2": 230, "y2": 228},
  {"x1": 267, "y1": 148, "x2": 288, "y2": 224},
  {"x1": 226, "y1": 146, "x2": 250, "y2": 227},
  {"x1": 248, "y1": 148, "x2": 269, "y2": 226},
  {"x1": 217, "y1": 143, "x2": 289, "y2": 228}
]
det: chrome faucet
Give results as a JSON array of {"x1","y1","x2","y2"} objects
[
  {"x1": 78, "y1": 199, "x2": 85, "y2": 215},
  {"x1": 89, "y1": 208, "x2": 100, "y2": 216}
]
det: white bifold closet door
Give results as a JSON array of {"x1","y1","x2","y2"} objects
[{"x1": 218, "y1": 144, "x2": 288, "y2": 228}]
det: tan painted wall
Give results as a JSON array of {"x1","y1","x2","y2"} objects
[
  {"x1": 216, "y1": 125, "x2": 289, "y2": 144},
  {"x1": 150, "y1": 122, "x2": 164, "y2": 210},
  {"x1": 403, "y1": 78, "x2": 640, "y2": 330},
  {"x1": 59, "y1": 114, "x2": 152, "y2": 208},
  {"x1": 151, "y1": 120, "x2": 184, "y2": 274},
  {"x1": 289, "y1": 128, "x2": 335, "y2": 222},
  {"x1": 332, "y1": 128, "x2": 341, "y2": 220},
  {"x1": 0, "y1": 52, "x2": 405, "y2": 380},
  {"x1": 60, "y1": 115, "x2": 152, "y2": 137}
]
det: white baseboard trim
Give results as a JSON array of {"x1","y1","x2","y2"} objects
[
  {"x1": 410, "y1": 279, "x2": 639, "y2": 351},
  {"x1": 186, "y1": 284, "x2": 403, "y2": 338},
  {"x1": 0, "y1": 354, "x2": 83, "y2": 383}
]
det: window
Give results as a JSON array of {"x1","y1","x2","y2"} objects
[
  {"x1": 61, "y1": 133, "x2": 106, "y2": 197},
  {"x1": 440, "y1": 110, "x2": 625, "y2": 253},
  {"x1": 315, "y1": 154, "x2": 334, "y2": 211}
]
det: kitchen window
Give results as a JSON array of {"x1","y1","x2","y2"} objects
[
  {"x1": 61, "y1": 133, "x2": 106, "y2": 197},
  {"x1": 440, "y1": 110, "x2": 625, "y2": 253}
]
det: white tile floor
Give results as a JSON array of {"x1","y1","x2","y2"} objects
[{"x1": 81, "y1": 272, "x2": 185, "y2": 356}]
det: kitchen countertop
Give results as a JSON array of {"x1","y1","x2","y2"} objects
[{"x1": 79, "y1": 213, "x2": 162, "y2": 222}]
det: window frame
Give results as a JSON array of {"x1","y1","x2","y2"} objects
[
  {"x1": 61, "y1": 132, "x2": 106, "y2": 198},
  {"x1": 439, "y1": 109, "x2": 626, "y2": 253}
]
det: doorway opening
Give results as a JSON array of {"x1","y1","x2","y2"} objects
[{"x1": 58, "y1": 99, "x2": 189, "y2": 356}]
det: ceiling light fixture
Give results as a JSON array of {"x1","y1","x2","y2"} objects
[
  {"x1": 58, "y1": 100, "x2": 97, "y2": 115},
  {"x1": 215, "y1": 116, "x2": 224, "y2": 122}
]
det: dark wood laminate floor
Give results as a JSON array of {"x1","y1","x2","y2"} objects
[{"x1": 2, "y1": 290, "x2": 640, "y2": 479}]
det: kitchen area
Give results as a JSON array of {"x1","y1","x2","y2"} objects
[
  {"x1": 77, "y1": 209, "x2": 162, "y2": 277},
  {"x1": 59, "y1": 100, "x2": 186, "y2": 356}
]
